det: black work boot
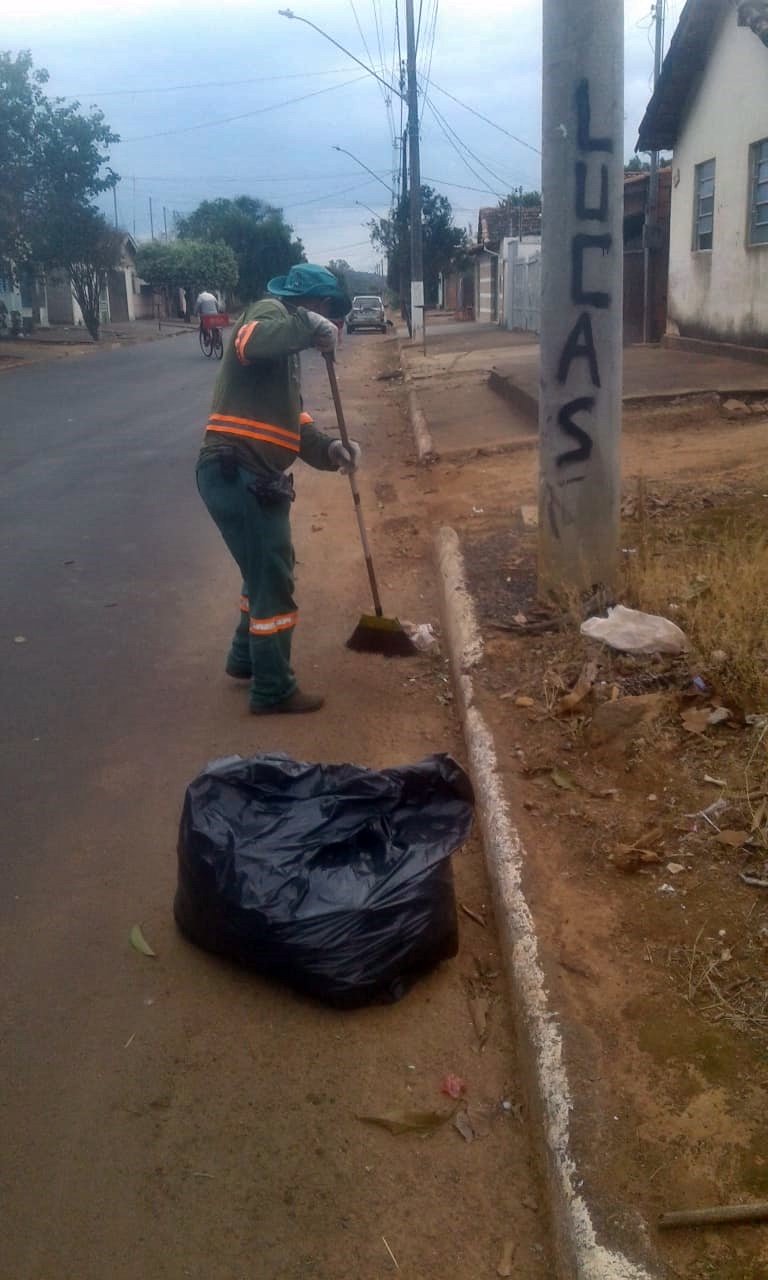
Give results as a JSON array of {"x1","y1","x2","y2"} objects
[
  {"x1": 250, "y1": 689, "x2": 324, "y2": 715},
  {"x1": 225, "y1": 659, "x2": 252, "y2": 680}
]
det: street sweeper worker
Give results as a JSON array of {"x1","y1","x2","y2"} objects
[{"x1": 196, "y1": 262, "x2": 361, "y2": 716}]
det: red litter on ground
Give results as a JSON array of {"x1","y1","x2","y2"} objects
[{"x1": 440, "y1": 1073, "x2": 466, "y2": 1099}]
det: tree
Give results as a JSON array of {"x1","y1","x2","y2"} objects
[
  {"x1": 369, "y1": 186, "x2": 467, "y2": 307},
  {"x1": 496, "y1": 190, "x2": 542, "y2": 239},
  {"x1": 625, "y1": 154, "x2": 672, "y2": 173},
  {"x1": 44, "y1": 207, "x2": 124, "y2": 340},
  {"x1": 0, "y1": 50, "x2": 119, "y2": 281},
  {"x1": 135, "y1": 239, "x2": 238, "y2": 317},
  {"x1": 176, "y1": 196, "x2": 304, "y2": 302},
  {"x1": 327, "y1": 259, "x2": 387, "y2": 299}
]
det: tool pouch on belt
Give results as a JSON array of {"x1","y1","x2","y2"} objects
[
  {"x1": 247, "y1": 470, "x2": 296, "y2": 506},
  {"x1": 218, "y1": 446, "x2": 239, "y2": 482}
]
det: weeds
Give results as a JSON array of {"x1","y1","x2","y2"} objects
[{"x1": 621, "y1": 483, "x2": 768, "y2": 712}]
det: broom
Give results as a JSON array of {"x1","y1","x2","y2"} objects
[{"x1": 324, "y1": 353, "x2": 417, "y2": 656}]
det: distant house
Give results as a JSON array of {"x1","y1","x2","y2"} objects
[
  {"x1": 46, "y1": 234, "x2": 159, "y2": 327},
  {"x1": 0, "y1": 266, "x2": 49, "y2": 331},
  {"x1": 623, "y1": 166, "x2": 672, "y2": 343},
  {"x1": 637, "y1": 0, "x2": 768, "y2": 350},
  {"x1": 471, "y1": 204, "x2": 542, "y2": 323}
]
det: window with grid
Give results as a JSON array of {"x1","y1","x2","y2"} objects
[
  {"x1": 750, "y1": 139, "x2": 768, "y2": 246},
  {"x1": 693, "y1": 158, "x2": 715, "y2": 251}
]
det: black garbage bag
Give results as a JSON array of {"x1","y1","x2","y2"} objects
[{"x1": 174, "y1": 751, "x2": 473, "y2": 1008}]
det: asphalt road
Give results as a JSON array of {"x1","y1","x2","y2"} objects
[{"x1": 0, "y1": 332, "x2": 550, "y2": 1279}]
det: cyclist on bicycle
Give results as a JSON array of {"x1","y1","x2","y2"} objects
[{"x1": 195, "y1": 289, "x2": 219, "y2": 318}]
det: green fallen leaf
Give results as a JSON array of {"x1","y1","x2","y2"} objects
[
  {"x1": 129, "y1": 923, "x2": 156, "y2": 957},
  {"x1": 358, "y1": 1108, "x2": 454, "y2": 1136},
  {"x1": 550, "y1": 766, "x2": 577, "y2": 791}
]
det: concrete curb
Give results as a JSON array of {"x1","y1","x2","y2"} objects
[
  {"x1": 408, "y1": 388, "x2": 437, "y2": 462},
  {"x1": 488, "y1": 369, "x2": 768, "y2": 423},
  {"x1": 400, "y1": 347, "x2": 657, "y2": 1275},
  {"x1": 435, "y1": 526, "x2": 657, "y2": 1280}
]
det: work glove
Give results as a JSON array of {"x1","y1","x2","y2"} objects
[
  {"x1": 329, "y1": 439, "x2": 362, "y2": 475},
  {"x1": 305, "y1": 311, "x2": 338, "y2": 356}
]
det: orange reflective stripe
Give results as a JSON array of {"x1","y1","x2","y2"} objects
[
  {"x1": 206, "y1": 414, "x2": 300, "y2": 452},
  {"x1": 234, "y1": 321, "x2": 259, "y2": 364},
  {"x1": 239, "y1": 594, "x2": 249, "y2": 612},
  {"x1": 208, "y1": 413, "x2": 299, "y2": 444},
  {"x1": 208, "y1": 424, "x2": 302, "y2": 450},
  {"x1": 298, "y1": 411, "x2": 314, "y2": 425},
  {"x1": 249, "y1": 611, "x2": 298, "y2": 636}
]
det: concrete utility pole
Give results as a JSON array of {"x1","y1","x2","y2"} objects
[
  {"x1": 149, "y1": 197, "x2": 155, "y2": 241},
  {"x1": 642, "y1": 0, "x2": 665, "y2": 343},
  {"x1": 538, "y1": 0, "x2": 624, "y2": 591},
  {"x1": 404, "y1": 0, "x2": 424, "y2": 347}
]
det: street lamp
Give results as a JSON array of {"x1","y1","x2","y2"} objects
[
  {"x1": 331, "y1": 146, "x2": 394, "y2": 200},
  {"x1": 279, "y1": 5, "x2": 425, "y2": 347},
  {"x1": 278, "y1": 10, "x2": 400, "y2": 100},
  {"x1": 356, "y1": 200, "x2": 386, "y2": 221},
  {"x1": 355, "y1": 202, "x2": 389, "y2": 280}
]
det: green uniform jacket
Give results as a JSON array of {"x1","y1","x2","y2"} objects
[{"x1": 199, "y1": 297, "x2": 338, "y2": 474}]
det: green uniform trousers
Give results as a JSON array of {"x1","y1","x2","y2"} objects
[{"x1": 196, "y1": 457, "x2": 297, "y2": 709}]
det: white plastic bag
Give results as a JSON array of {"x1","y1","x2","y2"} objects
[{"x1": 580, "y1": 605, "x2": 689, "y2": 655}]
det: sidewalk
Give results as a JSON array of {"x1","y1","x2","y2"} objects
[
  {"x1": 405, "y1": 315, "x2": 768, "y2": 455},
  {"x1": 401, "y1": 314, "x2": 768, "y2": 1274},
  {"x1": 0, "y1": 317, "x2": 192, "y2": 370},
  {"x1": 488, "y1": 338, "x2": 768, "y2": 422}
]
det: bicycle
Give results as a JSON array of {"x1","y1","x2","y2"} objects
[{"x1": 199, "y1": 312, "x2": 228, "y2": 359}]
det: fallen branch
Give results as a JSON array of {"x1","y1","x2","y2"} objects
[
  {"x1": 490, "y1": 616, "x2": 567, "y2": 635},
  {"x1": 659, "y1": 1202, "x2": 768, "y2": 1229}
]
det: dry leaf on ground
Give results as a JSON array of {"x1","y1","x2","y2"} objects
[
  {"x1": 715, "y1": 830, "x2": 750, "y2": 848},
  {"x1": 358, "y1": 1108, "x2": 454, "y2": 1136}
]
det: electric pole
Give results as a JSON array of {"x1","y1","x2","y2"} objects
[
  {"x1": 113, "y1": 186, "x2": 119, "y2": 229},
  {"x1": 404, "y1": 0, "x2": 424, "y2": 348},
  {"x1": 149, "y1": 197, "x2": 155, "y2": 241},
  {"x1": 538, "y1": 0, "x2": 624, "y2": 591},
  {"x1": 643, "y1": 1, "x2": 665, "y2": 343}
]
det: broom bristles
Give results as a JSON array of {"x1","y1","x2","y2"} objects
[{"x1": 346, "y1": 613, "x2": 418, "y2": 656}]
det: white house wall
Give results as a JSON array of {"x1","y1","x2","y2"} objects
[
  {"x1": 476, "y1": 257, "x2": 494, "y2": 322},
  {"x1": 669, "y1": 10, "x2": 768, "y2": 345}
]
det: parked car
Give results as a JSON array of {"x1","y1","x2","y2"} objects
[{"x1": 346, "y1": 295, "x2": 387, "y2": 334}]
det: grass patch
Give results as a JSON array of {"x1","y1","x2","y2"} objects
[{"x1": 622, "y1": 485, "x2": 768, "y2": 713}]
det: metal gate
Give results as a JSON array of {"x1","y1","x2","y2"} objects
[{"x1": 508, "y1": 253, "x2": 541, "y2": 332}]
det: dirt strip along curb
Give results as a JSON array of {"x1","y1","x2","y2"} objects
[{"x1": 434, "y1": 526, "x2": 657, "y2": 1280}]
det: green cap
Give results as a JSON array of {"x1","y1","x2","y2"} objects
[{"x1": 266, "y1": 263, "x2": 351, "y2": 319}]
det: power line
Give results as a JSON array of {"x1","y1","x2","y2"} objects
[
  {"x1": 428, "y1": 78, "x2": 541, "y2": 155},
  {"x1": 349, "y1": 0, "x2": 392, "y2": 130},
  {"x1": 422, "y1": 96, "x2": 507, "y2": 199},
  {"x1": 281, "y1": 179, "x2": 381, "y2": 209},
  {"x1": 59, "y1": 68, "x2": 353, "y2": 99},
  {"x1": 422, "y1": 175, "x2": 505, "y2": 194},
  {"x1": 418, "y1": 0, "x2": 439, "y2": 99},
  {"x1": 118, "y1": 169, "x2": 394, "y2": 185},
  {"x1": 424, "y1": 92, "x2": 517, "y2": 192},
  {"x1": 121, "y1": 75, "x2": 368, "y2": 142}
]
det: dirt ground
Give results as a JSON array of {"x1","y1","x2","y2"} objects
[
  {"x1": 383, "y1": 365, "x2": 768, "y2": 1279},
  {"x1": 0, "y1": 329, "x2": 554, "y2": 1279},
  {"x1": 10, "y1": 315, "x2": 768, "y2": 1277}
]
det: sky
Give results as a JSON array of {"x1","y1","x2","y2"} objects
[{"x1": 5, "y1": 0, "x2": 683, "y2": 272}]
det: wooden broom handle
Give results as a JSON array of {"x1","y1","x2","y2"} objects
[{"x1": 324, "y1": 354, "x2": 383, "y2": 616}]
